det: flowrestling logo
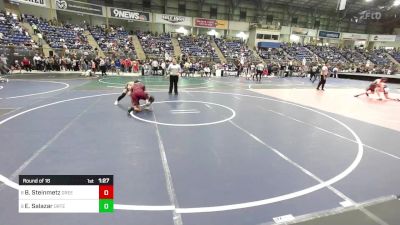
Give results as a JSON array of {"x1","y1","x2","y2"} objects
[
  {"x1": 110, "y1": 8, "x2": 150, "y2": 22},
  {"x1": 359, "y1": 10, "x2": 381, "y2": 21},
  {"x1": 55, "y1": 0, "x2": 67, "y2": 9}
]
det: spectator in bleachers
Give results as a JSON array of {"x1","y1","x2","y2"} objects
[
  {"x1": 307, "y1": 45, "x2": 347, "y2": 65},
  {"x1": 215, "y1": 38, "x2": 252, "y2": 62},
  {"x1": 89, "y1": 25, "x2": 136, "y2": 60},
  {"x1": 178, "y1": 35, "x2": 218, "y2": 62},
  {"x1": 137, "y1": 32, "x2": 174, "y2": 60},
  {"x1": 27, "y1": 16, "x2": 91, "y2": 50}
]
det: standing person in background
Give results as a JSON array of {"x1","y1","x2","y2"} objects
[
  {"x1": 126, "y1": 58, "x2": 132, "y2": 73},
  {"x1": 255, "y1": 62, "x2": 264, "y2": 82},
  {"x1": 310, "y1": 64, "x2": 319, "y2": 83},
  {"x1": 99, "y1": 58, "x2": 107, "y2": 76},
  {"x1": 160, "y1": 60, "x2": 166, "y2": 76},
  {"x1": 151, "y1": 59, "x2": 159, "y2": 75},
  {"x1": 115, "y1": 58, "x2": 121, "y2": 75},
  {"x1": 120, "y1": 58, "x2": 126, "y2": 73},
  {"x1": 317, "y1": 64, "x2": 329, "y2": 91},
  {"x1": 167, "y1": 59, "x2": 181, "y2": 95},
  {"x1": 133, "y1": 60, "x2": 139, "y2": 73},
  {"x1": 204, "y1": 64, "x2": 211, "y2": 77},
  {"x1": 91, "y1": 59, "x2": 96, "y2": 74},
  {"x1": 33, "y1": 54, "x2": 41, "y2": 70},
  {"x1": 332, "y1": 66, "x2": 339, "y2": 78},
  {"x1": 288, "y1": 61, "x2": 293, "y2": 77},
  {"x1": 80, "y1": 57, "x2": 86, "y2": 72},
  {"x1": 279, "y1": 63, "x2": 285, "y2": 78}
]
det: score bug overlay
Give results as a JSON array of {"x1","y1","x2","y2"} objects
[{"x1": 18, "y1": 175, "x2": 114, "y2": 213}]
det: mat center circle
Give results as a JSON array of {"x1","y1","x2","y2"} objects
[{"x1": 130, "y1": 100, "x2": 236, "y2": 127}]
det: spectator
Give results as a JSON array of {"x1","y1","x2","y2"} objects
[
  {"x1": 151, "y1": 59, "x2": 159, "y2": 75},
  {"x1": 21, "y1": 57, "x2": 32, "y2": 72}
]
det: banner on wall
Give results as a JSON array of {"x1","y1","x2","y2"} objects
[
  {"x1": 10, "y1": 0, "x2": 48, "y2": 8},
  {"x1": 318, "y1": 30, "x2": 340, "y2": 39},
  {"x1": 369, "y1": 34, "x2": 396, "y2": 42},
  {"x1": 291, "y1": 27, "x2": 309, "y2": 36},
  {"x1": 194, "y1": 18, "x2": 228, "y2": 29},
  {"x1": 341, "y1": 33, "x2": 369, "y2": 40},
  {"x1": 109, "y1": 7, "x2": 151, "y2": 22},
  {"x1": 55, "y1": 0, "x2": 104, "y2": 16},
  {"x1": 291, "y1": 27, "x2": 317, "y2": 37},
  {"x1": 154, "y1": 14, "x2": 191, "y2": 26}
]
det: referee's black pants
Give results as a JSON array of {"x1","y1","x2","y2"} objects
[
  {"x1": 169, "y1": 75, "x2": 179, "y2": 94},
  {"x1": 317, "y1": 76, "x2": 326, "y2": 90}
]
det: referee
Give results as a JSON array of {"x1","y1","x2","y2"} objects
[
  {"x1": 167, "y1": 59, "x2": 181, "y2": 95},
  {"x1": 317, "y1": 64, "x2": 329, "y2": 91}
]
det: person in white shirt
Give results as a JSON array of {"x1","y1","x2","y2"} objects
[
  {"x1": 332, "y1": 66, "x2": 338, "y2": 78},
  {"x1": 160, "y1": 60, "x2": 166, "y2": 76},
  {"x1": 255, "y1": 62, "x2": 264, "y2": 82},
  {"x1": 99, "y1": 58, "x2": 106, "y2": 76},
  {"x1": 203, "y1": 65, "x2": 211, "y2": 77},
  {"x1": 33, "y1": 54, "x2": 41, "y2": 70},
  {"x1": 151, "y1": 59, "x2": 159, "y2": 75},
  {"x1": 32, "y1": 24, "x2": 38, "y2": 34},
  {"x1": 317, "y1": 64, "x2": 329, "y2": 91},
  {"x1": 167, "y1": 59, "x2": 181, "y2": 95}
]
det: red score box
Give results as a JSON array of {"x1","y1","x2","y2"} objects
[{"x1": 99, "y1": 185, "x2": 114, "y2": 199}]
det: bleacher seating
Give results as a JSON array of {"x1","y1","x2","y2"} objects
[
  {"x1": 214, "y1": 38, "x2": 252, "y2": 60},
  {"x1": 388, "y1": 49, "x2": 400, "y2": 63},
  {"x1": 258, "y1": 48, "x2": 286, "y2": 61},
  {"x1": 137, "y1": 32, "x2": 173, "y2": 59},
  {"x1": 282, "y1": 44, "x2": 314, "y2": 62},
  {"x1": 27, "y1": 16, "x2": 91, "y2": 50},
  {"x1": 0, "y1": 11, "x2": 33, "y2": 46},
  {"x1": 90, "y1": 26, "x2": 136, "y2": 59},
  {"x1": 178, "y1": 35, "x2": 218, "y2": 61},
  {"x1": 339, "y1": 48, "x2": 368, "y2": 65},
  {"x1": 364, "y1": 49, "x2": 390, "y2": 65},
  {"x1": 307, "y1": 46, "x2": 348, "y2": 65}
]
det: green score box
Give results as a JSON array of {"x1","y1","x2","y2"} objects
[{"x1": 99, "y1": 199, "x2": 114, "y2": 213}]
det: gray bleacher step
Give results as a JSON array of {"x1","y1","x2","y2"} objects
[
  {"x1": 385, "y1": 53, "x2": 400, "y2": 66},
  {"x1": 210, "y1": 39, "x2": 227, "y2": 63},
  {"x1": 20, "y1": 22, "x2": 53, "y2": 57},
  {"x1": 131, "y1": 35, "x2": 146, "y2": 60},
  {"x1": 84, "y1": 31, "x2": 105, "y2": 58},
  {"x1": 171, "y1": 37, "x2": 182, "y2": 59}
]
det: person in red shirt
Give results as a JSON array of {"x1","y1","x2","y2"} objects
[
  {"x1": 125, "y1": 58, "x2": 132, "y2": 73},
  {"x1": 21, "y1": 57, "x2": 32, "y2": 72},
  {"x1": 121, "y1": 59, "x2": 126, "y2": 72},
  {"x1": 127, "y1": 81, "x2": 155, "y2": 115}
]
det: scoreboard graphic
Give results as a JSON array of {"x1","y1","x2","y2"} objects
[{"x1": 19, "y1": 175, "x2": 114, "y2": 213}]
